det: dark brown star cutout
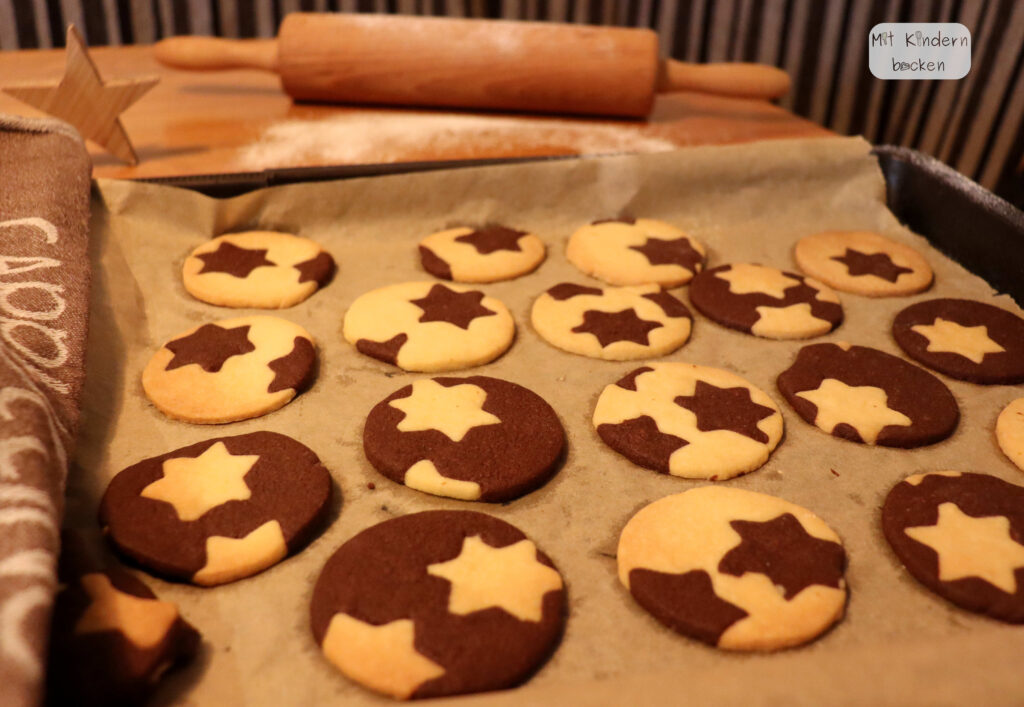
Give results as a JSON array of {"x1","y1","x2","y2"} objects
[
  {"x1": 830, "y1": 248, "x2": 913, "y2": 283},
  {"x1": 164, "y1": 324, "x2": 254, "y2": 373},
  {"x1": 674, "y1": 381, "x2": 775, "y2": 443},
  {"x1": 597, "y1": 415, "x2": 687, "y2": 472},
  {"x1": 454, "y1": 225, "x2": 526, "y2": 255},
  {"x1": 547, "y1": 283, "x2": 603, "y2": 301},
  {"x1": 294, "y1": 252, "x2": 335, "y2": 285},
  {"x1": 267, "y1": 337, "x2": 316, "y2": 393},
  {"x1": 629, "y1": 568, "x2": 748, "y2": 645},
  {"x1": 410, "y1": 285, "x2": 496, "y2": 330},
  {"x1": 629, "y1": 237, "x2": 703, "y2": 271},
  {"x1": 718, "y1": 513, "x2": 846, "y2": 599},
  {"x1": 196, "y1": 242, "x2": 275, "y2": 279},
  {"x1": 571, "y1": 308, "x2": 663, "y2": 347}
]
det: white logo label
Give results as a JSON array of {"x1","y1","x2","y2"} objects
[{"x1": 869, "y1": 23, "x2": 971, "y2": 80}]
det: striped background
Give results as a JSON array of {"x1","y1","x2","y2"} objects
[{"x1": 2, "y1": 0, "x2": 1022, "y2": 206}]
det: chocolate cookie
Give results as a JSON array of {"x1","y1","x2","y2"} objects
[
  {"x1": 141, "y1": 315, "x2": 316, "y2": 424},
  {"x1": 310, "y1": 511, "x2": 564, "y2": 699},
  {"x1": 593, "y1": 363, "x2": 783, "y2": 480},
  {"x1": 419, "y1": 224, "x2": 546, "y2": 283},
  {"x1": 997, "y1": 398, "x2": 1024, "y2": 473},
  {"x1": 364, "y1": 376, "x2": 564, "y2": 502},
  {"x1": 882, "y1": 472, "x2": 1024, "y2": 622},
  {"x1": 689, "y1": 263, "x2": 843, "y2": 339},
  {"x1": 531, "y1": 283, "x2": 692, "y2": 360},
  {"x1": 343, "y1": 281, "x2": 515, "y2": 372},
  {"x1": 100, "y1": 432, "x2": 332, "y2": 586},
  {"x1": 793, "y1": 230, "x2": 932, "y2": 297},
  {"x1": 892, "y1": 298, "x2": 1024, "y2": 384},
  {"x1": 183, "y1": 230, "x2": 334, "y2": 308},
  {"x1": 777, "y1": 342, "x2": 959, "y2": 447},
  {"x1": 47, "y1": 532, "x2": 200, "y2": 706},
  {"x1": 566, "y1": 218, "x2": 706, "y2": 288},
  {"x1": 618, "y1": 487, "x2": 847, "y2": 651}
]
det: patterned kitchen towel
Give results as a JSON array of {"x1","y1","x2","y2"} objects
[{"x1": 0, "y1": 115, "x2": 92, "y2": 707}]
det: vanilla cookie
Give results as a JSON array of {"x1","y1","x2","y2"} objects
[
  {"x1": 618, "y1": 487, "x2": 847, "y2": 651},
  {"x1": 364, "y1": 376, "x2": 564, "y2": 502},
  {"x1": 593, "y1": 363, "x2": 783, "y2": 480},
  {"x1": 419, "y1": 224, "x2": 546, "y2": 283},
  {"x1": 892, "y1": 298, "x2": 1024, "y2": 384},
  {"x1": 777, "y1": 342, "x2": 959, "y2": 447},
  {"x1": 793, "y1": 231, "x2": 932, "y2": 296},
  {"x1": 566, "y1": 218, "x2": 706, "y2": 287},
  {"x1": 689, "y1": 263, "x2": 843, "y2": 339},
  {"x1": 183, "y1": 231, "x2": 334, "y2": 308},
  {"x1": 344, "y1": 281, "x2": 514, "y2": 372},
  {"x1": 310, "y1": 510, "x2": 565, "y2": 699},
  {"x1": 997, "y1": 399, "x2": 1024, "y2": 473},
  {"x1": 142, "y1": 315, "x2": 315, "y2": 423},
  {"x1": 100, "y1": 432, "x2": 331, "y2": 586},
  {"x1": 882, "y1": 472, "x2": 1024, "y2": 622},
  {"x1": 531, "y1": 283, "x2": 692, "y2": 360}
]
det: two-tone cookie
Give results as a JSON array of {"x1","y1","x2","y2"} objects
[
  {"x1": 343, "y1": 281, "x2": 515, "y2": 372},
  {"x1": 882, "y1": 472, "x2": 1024, "y2": 622},
  {"x1": 689, "y1": 263, "x2": 843, "y2": 339},
  {"x1": 566, "y1": 218, "x2": 706, "y2": 287},
  {"x1": 310, "y1": 511, "x2": 564, "y2": 699},
  {"x1": 793, "y1": 231, "x2": 932, "y2": 296},
  {"x1": 419, "y1": 224, "x2": 546, "y2": 283},
  {"x1": 47, "y1": 533, "x2": 200, "y2": 707},
  {"x1": 892, "y1": 298, "x2": 1024, "y2": 384},
  {"x1": 618, "y1": 487, "x2": 847, "y2": 651},
  {"x1": 531, "y1": 283, "x2": 692, "y2": 360},
  {"x1": 776, "y1": 342, "x2": 959, "y2": 447},
  {"x1": 363, "y1": 376, "x2": 564, "y2": 502},
  {"x1": 100, "y1": 432, "x2": 332, "y2": 586},
  {"x1": 183, "y1": 231, "x2": 334, "y2": 308},
  {"x1": 593, "y1": 363, "x2": 783, "y2": 480},
  {"x1": 141, "y1": 315, "x2": 316, "y2": 424},
  {"x1": 997, "y1": 398, "x2": 1024, "y2": 473}
]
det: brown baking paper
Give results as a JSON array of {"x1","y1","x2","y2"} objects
[{"x1": 68, "y1": 136, "x2": 1024, "y2": 706}]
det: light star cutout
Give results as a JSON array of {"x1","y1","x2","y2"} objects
[
  {"x1": 905, "y1": 502, "x2": 1024, "y2": 594},
  {"x1": 911, "y1": 318, "x2": 1006, "y2": 364},
  {"x1": 74, "y1": 573, "x2": 179, "y2": 648},
  {"x1": 796, "y1": 379, "x2": 911, "y2": 444},
  {"x1": 389, "y1": 379, "x2": 501, "y2": 442},
  {"x1": 427, "y1": 536, "x2": 562, "y2": 622},
  {"x1": 2, "y1": 26, "x2": 158, "y2": 164},
  {"x1": 716, "y1": 264, "x2": 802, "y2": 299},
  {"x1": 141, "y1": 442, "x2": 259, "y2": 521}
]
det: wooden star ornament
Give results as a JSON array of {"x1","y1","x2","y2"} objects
[{"x1": 2, "y1": 25, "x2": 158, "y2": 164}]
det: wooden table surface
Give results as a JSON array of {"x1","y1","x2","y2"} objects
[{"x1": 0, "y1": 44, "x2": 832, "y2": 180}]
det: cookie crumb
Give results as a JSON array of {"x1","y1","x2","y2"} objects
[
  {"x1": 830, "y1": 469, "x2": 839, "y2": 477},
  {"x1": 367, "y1": 482, "x2": 376, "y2": 490}
]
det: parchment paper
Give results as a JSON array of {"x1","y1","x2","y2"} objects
[{"x1": 70, "y1": 136, "x2": 1024, "y2": 706}]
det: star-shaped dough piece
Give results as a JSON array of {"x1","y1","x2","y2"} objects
[
  {"x1": 571, "y1": 308, "x2": 663, "y2": 347},
  {"x1": 629, "y1": 237, "x2": 703, "y2": 270},
  {"x1": 410, "y1": 284, "x2": 497, "y2": 329},
  {"x1": 905, "y1": 502, "x2": 1024, "y2": 593},
  {"x1": 164, "y1": 323, "x2": 255, "y2": 373},
  {"x1": 196, "y1": 241, "x2": 275, "y2": 278},
  {"x1": 389, "y1": 379, "x2": 501, "y2": 442},
  {"x1": 830, "y1": 249, "x2": 913, "y2": 282},
  {"x1": 427, "y1": 536, "x2": 563, "y2": 622},
  {"x1": 674, "y1": 381, "x2": 775, "y2": 443},
  {"x1": 796, "y1": 378, "x2": 912, "y2": 444},
  {"x1": 715, "y1": 264, "x2": 801, "y2": 299},
  {"x1": 910, "y1": 318, "x2": 1006, "y2": 364},
  {"x1": 141, "y1": 441, "x2": 258, "y2": 521},
  {"x1": 455, "y1": 226, "x2": 526, "y2": 254},
  {"x1": 74, "y1": 573, "x2": 179, "y2": 648}
]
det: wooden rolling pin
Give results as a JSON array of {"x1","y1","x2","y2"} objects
[{"x1": 154, "y1": 13, "x2": 790, "y2": 117}]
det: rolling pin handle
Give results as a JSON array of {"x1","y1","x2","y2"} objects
[
  {"x1": 153, "y1": 37, "x2": 280, "y2": 73},
  {"x1": 658, "y1": 60, "x2": 791, "y2": 101}
]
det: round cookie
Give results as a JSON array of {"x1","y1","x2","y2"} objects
[
  {"x1": 593, "y1": 363, "x2": 783, "y2": 480},
  {"x1": 997, "y1": 398, "x2": 1024, "y2": 473},
  {"x1": 793, "y1": 230, "x2": 932, "y2": 296},
  {"x1": 310, "y1": 510, "x2": 565, "y2": 699},
  {"x1": 100, "y1": 432, "x2": 332, "y2": 586},
  {"x1": 419, "y1": 224, "x2": 546, "y2": 283},
  {"x1": 882, "y1": 471, "x2": 1024, "y2": 623},
  {"x1": 531, "y1": 282, "x2": 692, "y2": 360},
  {"x1": 776, "y1": 342, "x2": 959, "y2": 448},
  {"x1": 364, "y1": 376, "x2": 564, "y2": 502},
  {"x1": 566, "y1": 217, "x2": 706, "y2": 288},
  {"x1": 617, "y1": 487, "x2": 847, "y2": 651},
  {"x1": 689, "y1": 263, "x2": 843, "y2": 339},
  {"x1": 183, "y1": 230, "x2": 334, "y2": 308},
  {"x1": 141, "y1": 315, "x2": 316, "y2": 424},
  {"x1": 892, "y1": 298, "x2": 1024, "y2": 384},
  {"x1": 343, "y1": 281, "x2": 515, "y2": 372}
]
